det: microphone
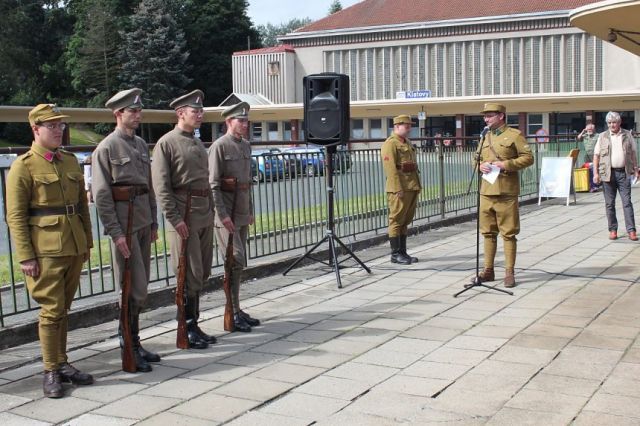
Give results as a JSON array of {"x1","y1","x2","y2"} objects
[{"x1": 480, "y1": 126, "x2": 490, "y2": 139}]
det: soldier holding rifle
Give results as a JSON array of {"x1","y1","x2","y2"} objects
[
  {"x1": 208, "y1": 102, "x2": 259, "y2": 332},
  {"x1": 7, "y1": 104, "x2": 94, "y2": 398},
  {"x1": 152, "y1": 90, "x2": 216, "y2": 348},
  {"x1": 92, "y1": 89, "x2": 161, "y2": 372}
]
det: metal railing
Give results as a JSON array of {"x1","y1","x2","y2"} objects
[{"x1": 1, "y1": 135, "x2": 637, "y2": 325}]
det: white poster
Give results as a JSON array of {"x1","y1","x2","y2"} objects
[{"x1": 538, "y1": 157, "x2": 573, "y2": 205}]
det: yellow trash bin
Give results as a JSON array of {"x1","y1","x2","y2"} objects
[{"x1": 573, "y1": 168, "x2": 589, "y2": 192}]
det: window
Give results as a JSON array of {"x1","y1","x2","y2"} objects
[
  {"x1": 267, "y1": 61, "x2": 280, "y2": 76},
  {"x1": 252, "y1": 122, "x2": 262, "y2": 141},
  {"x1": 283, "y1": 122, "x2": 292, "y2": 141},
  {"x1": 527, "y1": 114, "x2": 543, "y2": 136},
  {"x1": 351, "y1": 119, "x2": 364, "y2": 139},
  {"x1": 267, "y1": 122, "x2": 278, "y2": 140},
  {"x1": 370, "y1": 119, "x2": 383, "y2": 139}
]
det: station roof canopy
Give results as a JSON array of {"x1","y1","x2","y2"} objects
[{"x1": 570, "y1": 0, "x2": 640, "y2": 57}]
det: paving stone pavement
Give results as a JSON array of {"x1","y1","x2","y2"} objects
[{"x1": 1, "y1": 191, "x2": 639, "y2": 425}]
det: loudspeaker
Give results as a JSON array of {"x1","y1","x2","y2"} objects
[{"x1": 303, "y1": 73, "x2": 350, "y2": 145}]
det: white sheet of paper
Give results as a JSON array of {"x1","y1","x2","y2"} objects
[{"x1": 482, "y1": 164, "x2": 500, "y2": 185}]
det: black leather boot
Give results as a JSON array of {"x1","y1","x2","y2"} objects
[
  {"x1": 132, "y1": 313, "x2": 161, "y2": 363},
  {"x1": 400, "y1": 235, "x2": 418, "y2": 263},
  {"x1": 43, "y1": 370, "x2": 63, "y2": 398},
  {"x1": 233, "y1": 313, "x2": 252, "y2": 332},
  {"x1": 239, "y1": 310, "x2": 260, "y2": 327},
  {"x1": 192, "y1": 295, "x2": 216, "y2": 344},
  {"x1": 390, "y1": 236, "x2": 411, "y2": 264},
  {"x1": 186, "y1": 296, "x2": 209, "y2": 349},
  {"x1": 119, "y1": 316, "x2": 151, "y2": 373}
]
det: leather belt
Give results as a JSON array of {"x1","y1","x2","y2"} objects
[
  {"x1": 173, "y1": 188, "x2": 210, "y2": 197},
  {"x1": 29, "y1": 204, "x2": 80, "y2": 217},
  {"x1": 112, "y1": 185, "x2": 149, "y2": 201},
  {"x1": 221, "y1": 177, "x2": 251, "y2": 192},
  {"x1": 612, "y1": 167, "x2": 626, "y2": 172}
]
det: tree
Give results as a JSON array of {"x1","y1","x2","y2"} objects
[
  {"x1": 0, "y1": 1, "x2": 74, "y2": 145},
  {"x1": 257, "y1": 18, "x2": 312, "y2": 47},
  {"x1": 118, "y1": 0, "x2": 191, "y2": 109},
  {"x1": 65, "y1": 0, "x2": 127, "y2": 108},
  {"x1": 329, "y1": 0, "x2": 342, "y2": 14},
  {"x1": 181, "y1": 0, "x2": 261, "y2": 105}
]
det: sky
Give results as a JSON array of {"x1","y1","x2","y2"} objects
[{"x1": 247, "y1": 0, "x2": 363, "y2": 26}]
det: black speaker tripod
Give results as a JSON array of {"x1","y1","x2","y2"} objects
[
  {"x1": 454, "y1": 127, "x2": 513, "y2": 298},
  {"x1": 283, "y1": 145, "x2": 371, "y2": 288}
]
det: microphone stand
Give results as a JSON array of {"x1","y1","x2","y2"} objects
[{"x1": 454, "y1": 127, "x2": 513, "y2": 298}]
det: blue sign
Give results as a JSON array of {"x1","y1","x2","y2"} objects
[{"x1": 406, "y1": 90, "x2": 431, "y2": 99}]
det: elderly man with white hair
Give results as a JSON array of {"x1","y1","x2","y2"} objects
[{"x1": 593, "y1": 111, "x2": 640, "y2": 241}]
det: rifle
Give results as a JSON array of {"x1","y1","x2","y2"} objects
[
  {"x1": 119, "y1": 188, "x2": 136, "y2": 373},
  {"x1": 222, "y1": 178, "x2": 239, "y2": 331},
  {"x1": 175, "y1": 190, "x2": 192, "y2": 349}
]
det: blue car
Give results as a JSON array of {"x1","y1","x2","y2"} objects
[
  {"x1": 283, "y1": 146, "x2": 352, "y2": 176},
  {"x1": 252, "y1": 149, "x2": 287, "y2": 183}
]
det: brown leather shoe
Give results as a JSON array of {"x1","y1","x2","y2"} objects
[
  {"x1": 43, "y1": 370, "x2": 64, "y2": 398},
  {"x1": 609, "y1": 231, "x2": 618, "y2": 240},
  {"x1": 478, "y1": 268, "x2": 495, "y2": 282},
  {"x1": 59, "y1": 362, "x2": 94, "y2": 385},
  {"x1": 629, "y1": 231, "x2": 638, "y2": 241},
  {"x1": 504, "y1": 268, "x2": 516, "y2": 288}
]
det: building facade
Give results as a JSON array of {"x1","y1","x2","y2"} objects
[{"x1": 229, "y1": 0, "x2": 640, "y2": 143}]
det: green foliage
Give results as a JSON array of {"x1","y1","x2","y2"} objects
[
  {"x1": 181, "y1": 0, "x2": 261, "y2": 105},
  {"x1": 119, "y1": 0, "x2": 191, "y2": 108},
  {"x1": 329, "y1": 0, "x2": 343, "y2": 14},
  {"x1": 257, "y1": 18, "x2": 312, "y2": 47},
  {"x1": 65, "y1": 0, "x2": 125, "y2": 107}
]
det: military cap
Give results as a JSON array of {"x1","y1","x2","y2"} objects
[
  {"x1": 28, "y1": 104, "x2": 69, "y2": 126},
  {"x1": 105, "y1": 88, "x2": 144, "y2": 111},
  {"x1": 170, "y1": 89, "x2": 204, "y2": 110},
  {"x1": 393, "y1": 114, "x2": 412, "y2": 125},
  {"x1": 222, "y1": 102, "x2": 250, "y2": 119},
  {"x1": 481, "y1": 103, "x2": 506, "y2": 114}
]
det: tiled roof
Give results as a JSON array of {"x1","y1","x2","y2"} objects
[
  {"x1": 296, "y1": 0, "x2": 601, "y2": 32},
  {"x1": 233, "y1": 44, "x2": 295, "y2": 56}
]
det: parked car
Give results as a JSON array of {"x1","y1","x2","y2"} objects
[
  {"x1": 251, "y1": 149, "x2": 287, "y2": 183},
  {"x1": 283, "y1": 145, "x2": 352, "y2": 176},
  {"x1": 267, "y1": 148, "x2": 305, "y2": 177}
]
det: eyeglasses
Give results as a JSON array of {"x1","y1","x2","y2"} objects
[{"x1": 39, "y1": 122, "x2": 67, "y2": 131}]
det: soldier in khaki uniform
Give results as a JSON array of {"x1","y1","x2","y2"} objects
[
  {"x1": 152, "y1": 90, "x2": 216, "y2": 349},
  {"x1": 6, "y1": 104, "x2": 94, "y2": 398},
  {"x1": 92, "y1": 88, "x2": 161, "y2": 372},
  {"x1": 381, "y1": 114, "x2": 422, "y2": 265},
  {"x1": 208, "y1": 102, "x2": 259, "y2": 332},
  {"x1": 477, "y1": 103, "x2": 533, "y2": 287}
]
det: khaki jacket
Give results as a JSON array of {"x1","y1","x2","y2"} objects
[
  {"x1": 381, "y1": 134, "x2": 422, "y2": 193},
  {"x1": 6, "y1": 143, "x2": 93, "y2": 262},
  {"x1": 208, "y1": 134, "x2": 253, "y2": 227},
  {"x1": 151, "y1": 126, "x2": 214, "y2": 229},
  {"x1": 477, "y1": 125, "x2": 533, "y2": 196},
  {"x1": 92, "y1": 128, "x2": 157, "y2": 239},
  {"x1": 595, "y1": 129, "x2": 637, "y2": 182}
]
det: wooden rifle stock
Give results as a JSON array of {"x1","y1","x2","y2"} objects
[
  {"x1": 222, "y1": 178, "x2": 239, "y2": 331},
  {"x1": 120, "y1": 190, "x2": 136, "y2": 373},
  {"x1": 175, "y1": 190, "x2": 192, "y2": 349}
]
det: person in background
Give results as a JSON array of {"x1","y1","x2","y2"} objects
[
  {"x1": 577, "y1": 123, "x2": 600, "y2": 192},
  {"x1": 593, "y1": 111, "x2": 639, "y2": 241}
]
